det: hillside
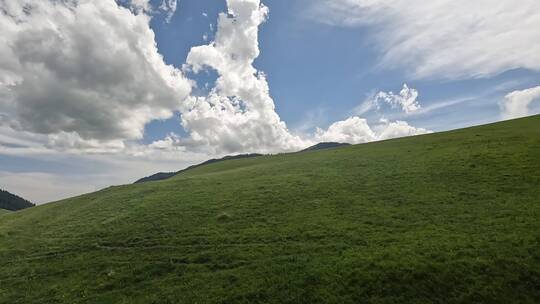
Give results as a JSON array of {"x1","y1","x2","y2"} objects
[
  {"x1": 1, "y1": 115, "x2": 539, "y2": 303},
  {"x1": 135, "y1": 144, "x2": 351, "y2": 184},
  {"x1": 301, "y1": 142, "x2": 351, "y2": 152},
  {"x1": 0, "y1": 189, "x2": 34, "y2": 211},
  {"x1": 135, "y1": 153, "x2": 262, "y2": 184}
]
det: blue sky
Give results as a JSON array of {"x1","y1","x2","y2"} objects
[
  {"x1": 147, "y1": 0, "x2": 540, "y2": 137},
  {"x1": 1, "y1": 0, "x2": 539, "y2": 203}
]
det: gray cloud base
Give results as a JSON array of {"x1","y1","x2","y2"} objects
[{"x1": 0, "y1": 0, "x2": 191, "y2": 148}]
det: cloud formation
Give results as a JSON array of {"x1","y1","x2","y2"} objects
[
  {"x1": 159, "y1": 0, "x2": 178, "y2": 22},
  {"x1": 313, "y1": 0, "x2": 540, "y2": 79},
  {"x1": 315, "y1": 117, "x2": 375, "y2": 144},
  {"x1": 0, "y1": 0, "x2": 432, "y2": 156},
  {"x1": 182, "y1": 0, "x2": 309, "y2": 154},
  {"x1": 180, "y1": 1, "x2": 429, "y2": 154},
  {"x1": 502, "y1": 86, "x2": 540, "y2": 119},
  {"x1": 316, "y1": 83, "x2": 430, "y2": 143},
  {"x1": 315, "y1": 117, "x2": 430, "y2": 144},
  {"x1": 357, "y1": 84, "x2": 421, "y2": 115},
  {"x1": 0, "y1": 0, "x2": 191, "y2": 150}
]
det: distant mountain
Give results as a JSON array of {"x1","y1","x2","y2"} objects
[
  {"x1": 135, "y1": 153, "x2": 263, "y2": 184},
  {"x1": 302, "y1": 142, "x2": 351, "y2": 152},
  {"x1": 0, "y1": 189, "x2": 34, "y2": 211}
]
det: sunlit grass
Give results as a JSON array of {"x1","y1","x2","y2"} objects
[{"x1": 1, "y1": 115, "x2": 539, "y2": 303}]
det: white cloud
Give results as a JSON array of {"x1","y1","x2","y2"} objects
[
  {"x1": 375, "y1": 120, "x2": 431, "y2": 140},
  {"x1": 182, "y1": 0, "x2": 309, "y2": 154},
  {"x1": 127, "y1": 0, "x2": 152, "y2": 13},
  {"x1": 501, "y1": 86, "x2": 540, "y2": 119},
  {"x1": 357, "y1": 83, "x2": 421, "y2": 115},
  {"x1": 317, "y1": 84, "x2": 430, "y2": 143},
  {"x1": 181, "y1": 1, "x2": 428, "y2": 154},
  {"x1": 315, "y1": 117, "x2": 430, "y2": 144},
  {"x1": 315, "y1": 117, "x2": 375, "y2": 144},
  {"x1": 159, "y1": 0, "x2": 178, "y2": 23},
  {"x1": 376, "y1": 84, "x2": 420, "y2": 114},
  {"x1": 0, "y1": 0, "x2": 191, "y2": 151},
  {"x1": 312, "y1": 0, "x2": 540, "y2": 79}
]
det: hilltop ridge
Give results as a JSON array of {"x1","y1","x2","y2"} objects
[
  {"x1": 134, "y1": 153, "x2": 263, "y2": 184},
  {"x1": 135, "y1": 142, "x2": 352, "y2": 184}
]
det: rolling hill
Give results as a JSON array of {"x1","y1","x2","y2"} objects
[
  {"x1": 1, "y1": 115, "x2": 539, "y2": 303},
  {"x1": 0, "y1": 189, "x2": 34, "y2": 211},
  {"x1": 301, "y1": 142, "x2": 351, "y2": 152},
  {"x1": 136, "y1": 144, "x2": 351, "y2": 184},
  {"x1": 135, "y1": 153, "x2": 263, "y2": 184}
]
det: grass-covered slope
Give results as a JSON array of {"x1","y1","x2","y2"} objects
[
  {"x1": 1, "y1": 116, "x2": 539, "y2": 303},
  {"x1": 135, "y1": 153, "x2": 263, "y2": 184}
]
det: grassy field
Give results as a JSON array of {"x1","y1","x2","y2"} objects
[
  {"x1": 1, "y1": 115, "x2": 539, "y2": 303},
  {"x1": 0, "y1": 209, "x2": 11, "y2": 216}
]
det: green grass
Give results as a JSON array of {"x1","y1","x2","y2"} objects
[
  {"x1": 0, "y1": 209, "x2": 11, "y2": 215},
  {"x1": 1, "y1": 115, "x2": 540, "y2": 303}
]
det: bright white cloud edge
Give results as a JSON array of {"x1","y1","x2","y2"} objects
[{"x1": 502, "y1": 86, "x2": 540, "y2": 119}]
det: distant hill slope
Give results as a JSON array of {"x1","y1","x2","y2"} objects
[
  {"x1": 0, "y1": 189, "x2": 34, "y2": 211},
  {"x1": 134, "y1": 153, "x2": 262, "y2": 184},
  {"x1": 301, "y1": 142, "x2": 351, "y2": 152},
  {"x1": 136, "y1": 143, "x2": 352, "y2": 184},
  {"x1": 1, "y1": 115, "x2": 540, "y2": 303},
  {"x1": 133, "y1": 171, "x2": 177, "y2": 184}
]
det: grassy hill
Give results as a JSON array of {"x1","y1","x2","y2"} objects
[
  {"x1": 0, "y1": 209, "x2": 11, "y2": 216},
  {"x1": 301, "y1": 142, "x2": 351, "y2": 152},
  {"x1": 135, "y1": 154, "x2": 263, "y2": 184},
  {"x1": 1, "y1": 115, "x2": 539, "y2": 303}
]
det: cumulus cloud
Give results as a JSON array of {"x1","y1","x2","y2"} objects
[
  {"x1": 315, "y1": 117, "x2": 375, "y2": 144},
  {"x1": 317, "y1": 84, "x2": 430, "y2": 143},
  {"x1": 0, "y1": 0, "x2": 191, "y2": 151},
  {"x1": 501, "y1": 86, "x2": 540, "y2": 119},
  {"x1": 315, "y1": 117, "x2": 430, "y2": 144},
  {"x1": 182, "y1": 0, "x2": 309, "y2": 154},
  {"x1": 357, "y1": 83, "x2": 421, "y2": 115},
  {"x1": 375, "y1": 119, "x2": 431, "y2": 140},
  {"x1": 179, "y1": 0, "x2": 427, "y2": 154},
  {"x1": 0, "y1": 0, "x2": 430, "y2": 157},
  {"x1": 312, "y1": 0, "x2": 540, "y2": 79}
]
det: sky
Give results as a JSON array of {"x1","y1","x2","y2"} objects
[{"x1": 1, "y1": 0, "x2": 540, "y2": 204}]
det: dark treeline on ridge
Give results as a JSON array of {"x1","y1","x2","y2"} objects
[{"x1": 0, "y1": 189, "x2": 34, "y2": 211}]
